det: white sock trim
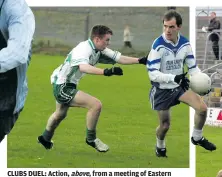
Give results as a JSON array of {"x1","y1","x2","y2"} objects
[
  {"x1": 156, "y1": 137, "x2": 166, "y2": 148},
  {"x1": 192, "y1": 128, "x2": 203, "y2": 141}
]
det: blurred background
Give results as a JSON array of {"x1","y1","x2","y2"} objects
[
  {"x1": 196, "y1": 6, "x2": 222, "y2": 28},
  {"x1": 196, "y1": 6, "x2": 222, "y2": 177},
  {"x1": 31, "y1": 6, "x2": 189, "y2": 56},
  {"x1": 196, "y1": 7, "x2": 222, "y2": 107}
]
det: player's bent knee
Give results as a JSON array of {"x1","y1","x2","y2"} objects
[
  {"x1": 163, "y1": 124, "x2": 170, "y2": 131},
  {"x1": 196, "y1": 109, "x2": 207, "y2": 118},
  {"x1": 193, "y1": 98, "x2": 207, "y2": 113},
  {"x1": 199, "y1": 103, "x2": 207, "y2": 112},
  {"x1": 161, "y1": 122, "x2": 170, "y2": 131},
  {"x1": 92, "y1": 99, "x2": 102, "y2": 112}
]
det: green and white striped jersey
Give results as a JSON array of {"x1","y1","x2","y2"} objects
[{"x1": 51, "y1": 39, "x2": 121, "y2": 85}]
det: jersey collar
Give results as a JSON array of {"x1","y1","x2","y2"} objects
[
  {"x1": 162, "y1": 33, "x2": 181, "y2": 46},
  {"x1": 88, "y1": 38, "x2": 96, "y2": 50}
]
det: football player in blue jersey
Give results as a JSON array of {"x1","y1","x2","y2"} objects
[{"x1": 147, "y1": 10, "x2": 216, "y2": 157}]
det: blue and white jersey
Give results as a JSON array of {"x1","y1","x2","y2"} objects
[{"x1": 147, "y1": 33, "x2": 200, "y2": 89}]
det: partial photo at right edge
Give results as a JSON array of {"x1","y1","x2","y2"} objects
[{"x1": 195, "y1": 6, "x2": 222, "y2": 177}]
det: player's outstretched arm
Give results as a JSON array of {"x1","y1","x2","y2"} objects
[
  {"x1": 79, "y1": 64, "x2": 123, "y2": 76},
  {"x1": 117, "y1": 55, "x2": 147, "y2": 65}
]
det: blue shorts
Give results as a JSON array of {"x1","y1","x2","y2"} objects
[{"x1": 149, "y1": 86, "x2": 185, "y2": 110}]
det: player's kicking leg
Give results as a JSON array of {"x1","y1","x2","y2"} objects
[
  {"x1": 179, "y1": 90, "x2": 216, "y2": 151},
  {"x1": 69, "y1": 90, "x2": 109, "y2": 152}
]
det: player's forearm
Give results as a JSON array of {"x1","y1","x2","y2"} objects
[
  {"x1": 117, "y1": 55, "x2": 139, "y2": 65},
  {"x1": 149, "y1": 70, "x2": 175, "y2": 83},
  {"x1": 79, "y1": 64, "x2": 104, "y2": 75}
]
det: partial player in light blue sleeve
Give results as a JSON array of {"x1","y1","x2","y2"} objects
[{"x1": 0, "y1": 0, "x2": 35, "y2": 143}]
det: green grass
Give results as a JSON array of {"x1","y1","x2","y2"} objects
[
  {"x1": 7, "y1": 54, "x2": 189, "y2": 168},
  {"x1": 196, "y1": 126, "x2": 222, "y2": 177}
]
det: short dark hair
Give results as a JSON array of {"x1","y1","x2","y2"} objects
[
  {"x1": 211, "y1": 11, "x2": 216, "y2": 16},
  {"x1": 167, "y1": 7, "x2": 176, "y2": 10},
  {"x1": 163, "y1": 10, "x2": 182, "y2": 27},
  {"x1": 90, "y1": 25, "x2": 113, "y2": 39}
]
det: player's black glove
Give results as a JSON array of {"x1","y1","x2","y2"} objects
[
  {"x1": 174, "y1": 72, "x2": 187, "y2": 84},
  {"x1": 180, "y1": 77, "x2": 190, "y2": 91},
  {"x1": 103, "y1": 67, "x2": 123, "y2": 76},
  {"x1": 138, "y1": 56, "x2": 148, "y2": 65},
  {"x1": 174, "y1": 72, "x2": 190, "y2": 91}
]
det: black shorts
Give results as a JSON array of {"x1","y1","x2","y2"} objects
[
  {"x1": 0, "y1": 111, "x2": 21, "y2": 142},
  {"x1": 149, "y1": 86, "x2": 185, "y2": 110}
]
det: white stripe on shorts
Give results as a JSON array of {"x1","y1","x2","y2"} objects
[
  {"x1": 60, "y1": 83, "x2": 73, "y2": 103},
  {"x1": 150, "y1": 86, "x2": 156, "y2": 109}
]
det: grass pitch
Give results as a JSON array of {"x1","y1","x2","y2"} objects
[
  {"x1": 7, "y1": 54, "x2": 189, "y2": 168},
  {"x1": 196, "y1": 126, "x2": 222, "y2": 177}
]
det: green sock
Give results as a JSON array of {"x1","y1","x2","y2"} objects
[
  {"x1": 86, "y1": 129, "x2": 96, "y2": 142},
  {"x1": 42, "y1": 129, "x2": 54, "y2": 142}
]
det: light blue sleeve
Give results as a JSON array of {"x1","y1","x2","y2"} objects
[{"x1": 0, "y1": 0, "x2": 35, "y2": 73}]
